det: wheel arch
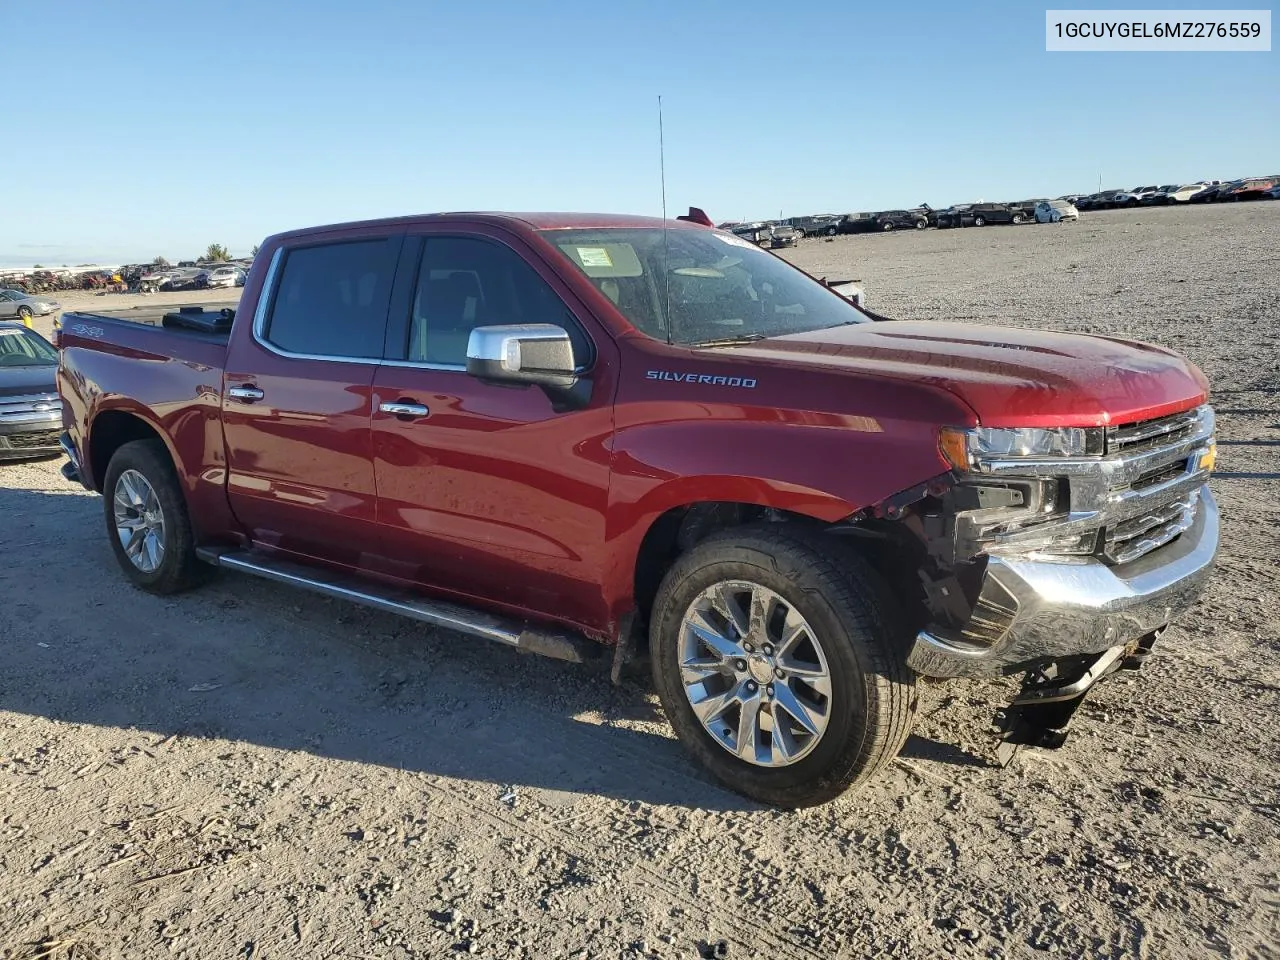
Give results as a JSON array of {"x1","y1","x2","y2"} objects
[{"x1": 87, "y1": 407, "x2": 177, "y2": 494}]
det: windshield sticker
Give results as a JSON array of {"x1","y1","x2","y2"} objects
[
  {"x1": 576, "y1": 247, "x2": 613, "y2": 268},
  {"x1": 646, "y1": 370, "x2": 757, "y2": 388},
  {"x1": 713, "y1": 232, "x2": 759, "y2": 250}
]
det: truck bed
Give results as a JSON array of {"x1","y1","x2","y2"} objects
[{"x1": 63, "y1": 299, "x2": 239, "y2": 341}]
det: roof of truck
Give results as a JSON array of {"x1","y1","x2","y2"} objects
[{"x1": 268, "y1": 211, "x2": 699, "y2": 243}]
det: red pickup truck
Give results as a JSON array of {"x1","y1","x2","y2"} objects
[{"x1": 55, "y1": 211, "x2": 1219, "y2": 807}]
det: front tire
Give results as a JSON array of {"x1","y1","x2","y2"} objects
[
  {"x1": 973, "y1": 215, "x2": 986, "y2": 227},
  {"x1": 103, "y1": 439, "x2": 211, "y2": 594},
  {"x1": 1012, "y1": 213, "x2": 1025, "y2": 224},
  {"x1": 650, "y1": 526, "x2": 917, "y2": 808}
]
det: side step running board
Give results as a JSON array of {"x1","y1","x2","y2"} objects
[{"x1": 196, "y1": 547, "x2": 599, "y2": 664}]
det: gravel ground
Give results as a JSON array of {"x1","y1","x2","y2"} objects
[{"x1": 2, "y1": 204, "x2": 1277, "y2": 960}]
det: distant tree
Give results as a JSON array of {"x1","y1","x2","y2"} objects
[
  {"x1": 153, "y1": 256, "x2": 171, "y2": 268},
  {"x1": 250, "y1": 244, "x2": 261, "y2": 257},
  {"x1": 33, "y1": 263, "x2": 43, "y2": 268},
  {"x1": 204, "y1": 243, "x2": 230, "y2": 262}
]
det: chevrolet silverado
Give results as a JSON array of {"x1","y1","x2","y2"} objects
[{"x1": 55, "y1": 211, "x2": 1219, "y2": 807}]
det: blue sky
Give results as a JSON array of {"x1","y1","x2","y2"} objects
[{"x1": 4, "y1": 0, "x2": 1275, "y2": 264}]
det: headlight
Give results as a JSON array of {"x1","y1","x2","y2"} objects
[{"x1": 940, "y1": 425, "x2": 1104, "y2": 471}]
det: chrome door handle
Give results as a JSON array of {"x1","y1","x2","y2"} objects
[
  {"x1": 228, "y1": 385, "x2": 265, "y2": 403},
  {"x1": 379, "y1": 401, "x2": 430, "y2": 418}
]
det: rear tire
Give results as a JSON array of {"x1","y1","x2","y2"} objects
[
  {"x1": 973, "y1": 216, "x2": 986, "y2": 227},
  {"x1": 17, "y1": 305, "x2": 33, "y2": 326},
  {"x1": 102, "y1": 439, "x2": 212, "y2": 595},
  {"x1": 881, "y1": 222, "x2": 894, "y2": 231},
  {"x1": 824, "y1": 226, "x2": 838, "y2": 236},
  {"x1": 915, "y1": 219, "x2": 927, "y2": 229},
  {"x1": 650, "y1": 525, "x2": 917, "y2": 808}
]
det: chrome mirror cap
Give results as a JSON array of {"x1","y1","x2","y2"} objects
[{"x1": 466, "y1": 324, "x2": 577, "y2": 388}]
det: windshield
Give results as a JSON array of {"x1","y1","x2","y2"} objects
[
  {"x1": 0, "y1": 327, "x2": 58, "y2": 366},
  {"x1": 542, "y1": 227, "x2": 871, "y2": 345}
]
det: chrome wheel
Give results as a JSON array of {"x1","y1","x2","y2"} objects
[
  {"x1": 113, "y1": 469, "x2": 166, "y2": 573},
  {"x1": 678, "y1": 580, "x2": 832, "y2": 767}
]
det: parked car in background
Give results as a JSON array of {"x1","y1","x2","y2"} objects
[
  {"x1": 1263, "y1": 183, "x2": 1280, "y2": 200},
  {"x1": 1076, "y1": 190, "x2": 1122, "y2": 211},
  {"x1": 874, "y1": 210, "x2": 928, "y2": 231},
  {"x1": 967, "y1": 202, "x2": 1027, "y2": 226},
  {"x1": 0, "y1": 289, "x2": 60, "y2": 326},
  {"x1": 1138, "y1": 185, "x2": 1182, "y2": 205},
  {"x1": 768, "y1": 224, "x2": 802, "y2": 248},
  {"x1": 205, "y1": 266, "x2": 241, "y2": 289},
  {"x1": 1034, "y1": 200, "x2": 1079, "y2": 223},
  {"x1": 729, "y1": 222, "x2": 772, "y2": 245},
  {"x1": 786, "y1": 215, "x2": 843, "y2": 237},
  {"x1": 0, "y1": 322, "x2": 62, "y2": 460},
  {"x1": 935, "y1": 205, "x2": 973, "y2": 229},
  {"x1": 1188, "y1": 181, "x2": 1238, "y2": 203},
  {"x1": 1157, "y1": 184, "x2": 1209, "y2": 204},
  {"x1": 837, "y1": 213, "x2": 878, "y2": 234},
  {"x1": 1112, "y1": 186, "x2": 1161, "y2": 206},
  {"x1": 1227, "y1": 177, "x2": 1279, "y2": 201}
]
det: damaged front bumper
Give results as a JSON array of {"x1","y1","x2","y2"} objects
[{"x1": 908, "y1": 484, "x2": 1219, "y2": 679}]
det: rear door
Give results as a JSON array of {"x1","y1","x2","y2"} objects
[
  {"x1": 221, "y1": 231, "x2": 403, "y2": 567},
  {"x1": 369, "y1": 228, "x2": 616, "y2": 630}
]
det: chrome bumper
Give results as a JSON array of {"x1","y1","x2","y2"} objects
[{"x1": 908, "y1": 484, "x2": 1219, "y2": 678}]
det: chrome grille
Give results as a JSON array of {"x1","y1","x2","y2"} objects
[
  {"x1": 0, "y1": 392, "x2": 60, "y2": 423},
  {"x1": 1103, "y1": 489, "x2": 1199, "y2": 565},
  {"x1": 1107, "y1": 408, "x2": 1201, "y2": 454},
  {"x1": 1099, "y1": 405, "x2": 1213, "y2": 565}
]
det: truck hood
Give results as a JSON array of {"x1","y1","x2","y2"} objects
[{"x1": 726, "y1": 321, "x2": 1208, "y2": 427}]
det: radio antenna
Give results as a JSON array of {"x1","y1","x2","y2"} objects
[{"x1": 660, "y1": 94, "x2": 672, "y2": 345}]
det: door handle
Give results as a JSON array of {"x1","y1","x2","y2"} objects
[
  {"x1": 228, "y1": 385, "x2": 265, "y2": 403},
  {"x1": 379, "y1": 401, "x2": 430, "y2": 418}
]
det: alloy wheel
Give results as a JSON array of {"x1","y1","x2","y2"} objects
[
  {"x1": 113, "y1": 469, "x2": 166, "y2": 573},
  {"x1": 678, "y1": 580, "x2": 832, "y2": 767}
]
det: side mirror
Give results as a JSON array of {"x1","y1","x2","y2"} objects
[{"x1": 466, "y1": 324, "x2": 577, "y2": 389}]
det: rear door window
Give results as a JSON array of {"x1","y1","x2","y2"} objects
[{"x1": 263, "y1": 237, "x2": 401, "y2": 359}]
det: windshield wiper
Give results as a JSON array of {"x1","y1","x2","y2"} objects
[{"x1": 690, "y1": 333, "x2": 768, "y2": 347}]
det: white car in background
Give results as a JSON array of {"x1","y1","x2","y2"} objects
[
  {"x1": 204, "y1": 266, "x2": 241, "y2": 289},
  {"x1": 1157, "y1": 183, "x2": 1210, "y2": 204},
  {"x1": 1034, "y1": 199, "x2": 1079, "y2": 223}
]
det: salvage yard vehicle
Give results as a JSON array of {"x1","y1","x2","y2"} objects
[
  {"x1": 0, "y1": 288, "x2": 61, "y2": 326},
  {"x1": 874, "y1": 210, "x2": 928, "y2": 231},
  {"x1": 786, "y1": 215, "x2": 843, "y2": 237},
  {"x1": 55, "y1": 210, "x2": 1220, "y2": 808},
  {"x1": 1034, "y1": 200, "x2": 1079, "y2": 223},
  {"x1": 0, "y1": 322, "x2": 62, "y2": 460},
  {"x1": 968, "y1": 202, "x2": 1027, "y2": 226}
]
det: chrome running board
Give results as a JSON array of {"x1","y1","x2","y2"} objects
[{"x1": 196, "y1": 547, "x2": 598, "y2": 663}]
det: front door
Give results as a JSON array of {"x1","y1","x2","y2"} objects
[
  {"x1": 370, "y1": 231, "x2": 616, "y2": 630},
  {"x1": 222, "y1": 233, "x2": 402, "y2": 568}
]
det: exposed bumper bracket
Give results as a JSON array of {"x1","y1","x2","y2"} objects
[{"x1": 992, "y1": 631, "x2": 1159, "y2": 766}]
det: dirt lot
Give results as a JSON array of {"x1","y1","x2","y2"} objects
[{"x1": 2, "y1": 204, "x2": 1277, "y2": 960}]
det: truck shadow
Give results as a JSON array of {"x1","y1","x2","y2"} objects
[{"x1": 4, "y1": 484, "x2": 978, "y2": 812}]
